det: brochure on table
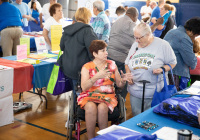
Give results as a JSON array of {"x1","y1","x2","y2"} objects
[
  {"x1": 20, "y1": 37, "x2": 30, "y2": 55},
  {"x1": 35, "y1": 37, "x2": 47, "y2": 54},
  {"x1": 17, "y1": 45, "x2": 27, "y2": 60}
]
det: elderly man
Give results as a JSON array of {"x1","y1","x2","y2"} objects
[
  {"x1": 0, "y1": 0, "x2": 23, "y2": 56},
  {"x1": 92, "y1": 0, "x2": 110, "y2": 43},
  {"x1": 39, "y1": 0, "x2": 57, "y2": 28},
  {"x1": 12, "y1": 0, "x2": 31, "y2": 32},
  {"x1": 108, "y1": 7, "x2": 139, "y2": 99},
  {"x1": 150, "y1": 0, "x2": 157, "y2": 10},
  {"x1": 140, "y1": 0, "x2": 152, "y2": 22}
]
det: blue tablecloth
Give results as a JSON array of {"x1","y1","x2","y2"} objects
[
  {"x1": 120, "y1": 106, "x2": 200, "y2": 136},
  {"x1": 2, "y1": 54, "x2": 57, "y2": 89}
]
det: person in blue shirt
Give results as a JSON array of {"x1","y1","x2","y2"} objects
[
  {"x1": 29, "y1": 1, "x2": 42, "y2": 31},
  {"x1": 150, "y1": 4, "x2": 174, "y2": 37},
  {"x1": 151, "y1": 0, "x2": 165, "y2": 19},
  {"x1": 164, "y1": 17, "x2": 200, "y2": 91},
  {"x1": 0, "y1": 0, "x2": 23, "y2": 57},
  {"x1": 12, "y1": 0, "x2": 31, "y2": 32},
  {"x1": 31, "y1": 1, "x2": 39, "y2": 22}
]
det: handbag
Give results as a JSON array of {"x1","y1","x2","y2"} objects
[
  {"x1": 47, "y1": 51, "x2": 72, "y2": 95},
  {"x1": 151, "y1": 64, "x2": 177, "y2": 107}
]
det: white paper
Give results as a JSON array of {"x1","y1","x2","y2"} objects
[
  {"x1": 97, "y1": 125, "x2": 140, "y2": 135},
  {"x1": 152, "y1": 127, "x2": 200, "y2": 140},
  {"x1": 41, "y1": 58, "x2": 57, "y2": 63},
  {"x1": 184, "y1": 81, "x2": 200, "y2": 95},
  {"x1": 35, "y1": 37, "x2": 47, "y2": 54},
  {"x1": 152, "y1": 127, "x2": 178, "y2": 140}
]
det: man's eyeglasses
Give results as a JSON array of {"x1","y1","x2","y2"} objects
[{"x1": 134, "y1": 34, "x2": 146, "y2": 40}]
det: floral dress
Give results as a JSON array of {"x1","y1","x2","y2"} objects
[{"x1": 77, "y1": 60, "x2": 118, "y2": 112}]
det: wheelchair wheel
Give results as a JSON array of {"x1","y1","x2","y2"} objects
[{"x1": 67, "y1": 92, "x2": 74, "y2": 140}]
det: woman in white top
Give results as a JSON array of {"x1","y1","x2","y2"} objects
[{"x1": 43, "y1": 3, "x2": 66, "y2": 51}]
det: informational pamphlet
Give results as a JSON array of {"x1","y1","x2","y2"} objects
[
  {"x1": 51, "y1": 25, "x2": 62, "y2": 51},
  {"x1": 20, "y1": 37, "x2": 30, "y2": 55},
  {"x1": 35, "y1": 37, "x2": 47, "y2": 54},
  {"x1": 17, "y1": 45, "x2": 27, "y2": 60}
]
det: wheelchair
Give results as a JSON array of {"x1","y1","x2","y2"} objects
[{"x1": 66, "y1": 74, "x2": 126, "y2": 140}]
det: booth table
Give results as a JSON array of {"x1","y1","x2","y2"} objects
[
  {"x1": 120, "y1": 106, "x2": 200, "y2": 137},
  {"x1": 0, "y1": 54, "x2": 58, "y2": 108},
  {"x1": 0, "y1": 58, "x2": 34, "y2": 93}
]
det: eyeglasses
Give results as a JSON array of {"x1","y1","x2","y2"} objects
[{"x1": 134, "y1": 34, "x2": 146, "y2": 40}]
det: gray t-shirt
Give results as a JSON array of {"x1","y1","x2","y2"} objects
[
  {"x1": 108, "y1": 15, "x2": 136, "y2": 63},
  {"x1": 125, "y1": 37, "x2": 177, "y2": 98}
]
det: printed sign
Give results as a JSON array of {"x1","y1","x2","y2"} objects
[
  {"x1": 35, "y1": 37, "x2": 47, "y2": 54},
  {"x1": 17, "y1": 45, "x2": 27, "y2": 60},
  {"x1": 51, "y1": 25, "x2": 62, "y2": 51},
  {"x1": 20, "y1": 37, "x2": 30, "y2": 55}
]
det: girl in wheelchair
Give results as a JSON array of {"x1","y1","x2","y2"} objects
[{"x1": 77, "y1": 40, "x2": 132, "y2": 139}]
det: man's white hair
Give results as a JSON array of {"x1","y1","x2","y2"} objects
[
  {"x1": 93, "y1": 0, "x2": 105, "y2": 12},
  {"x1": 150, "y1": 0, "x2": 157, "y2": 6}
]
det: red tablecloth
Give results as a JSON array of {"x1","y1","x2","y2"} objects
[{"x1": 0, "y1": 58, "x2": 34, "y2": 93}]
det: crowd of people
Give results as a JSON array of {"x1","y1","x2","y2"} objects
[{"x1": 0, "y1": 0, "x2": 200, "y2": 139}]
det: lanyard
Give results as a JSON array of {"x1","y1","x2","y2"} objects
[{"x1": 129, "y1": 47, "x2": 138, "y2": 60}]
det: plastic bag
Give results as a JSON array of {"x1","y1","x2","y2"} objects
[
  {"x1": 153, "y1": 96, "x2": 200, "y2": 128},
  {"x1": 92, "y1": 129, "x2": 157, "y2": 140}
]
